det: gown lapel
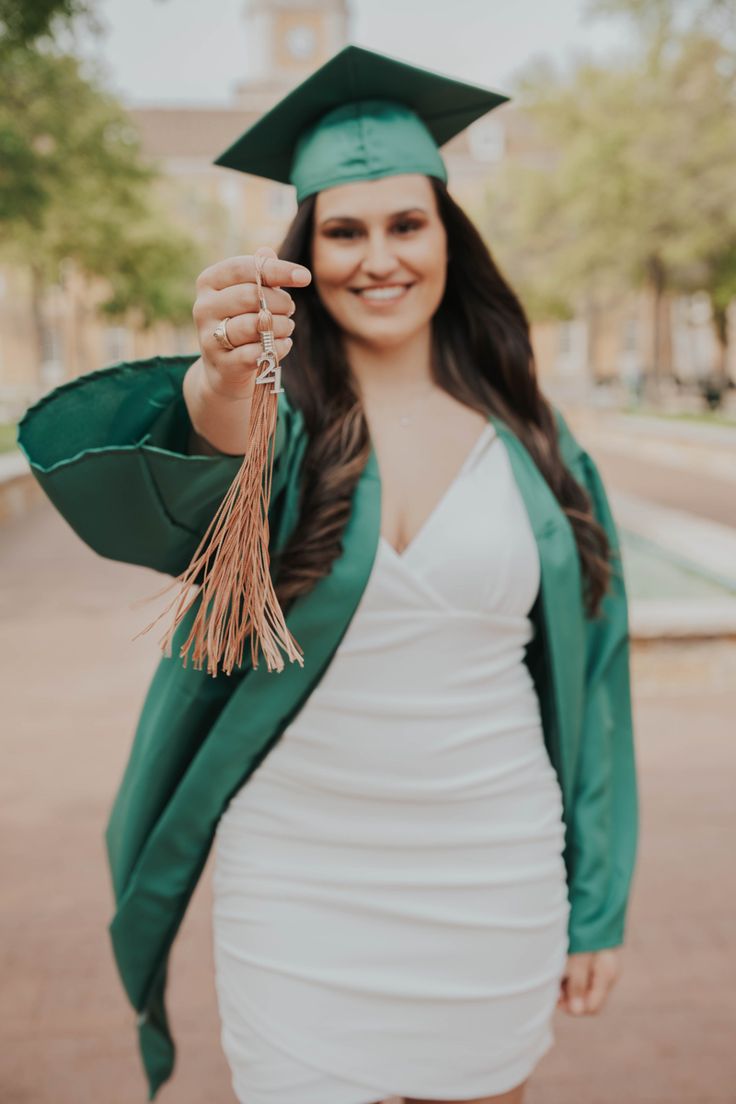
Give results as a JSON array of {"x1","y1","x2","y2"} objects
[{"x1": 488, "y1": 415, "x2": 585, "y2": 815}]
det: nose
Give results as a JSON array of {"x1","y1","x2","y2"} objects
[{"x1": 361, "y1": 229, "x2": 400, "y2": 280}]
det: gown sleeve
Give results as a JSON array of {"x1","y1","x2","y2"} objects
[
  {"x1": 16, "y1": 354, "x2": 296, "y2": 578},
  {"x1": 567, "y1": 448, "x2": 639, "y2": 953},
  {"x1": 554, "y1": 409, "x2": 640, "y2": 954}
]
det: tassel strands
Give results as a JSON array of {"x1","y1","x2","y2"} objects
[{"x1": 134, "y1": 255, "x2": 304, "y2": 677}]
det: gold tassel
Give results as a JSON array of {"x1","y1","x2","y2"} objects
[{"x1": 133, "y1": 257, "x2": 304, "y2": 677}]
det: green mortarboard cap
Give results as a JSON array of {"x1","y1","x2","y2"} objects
[{"x1": 214, "y1": 44, "x2": 510, "y2": 203}]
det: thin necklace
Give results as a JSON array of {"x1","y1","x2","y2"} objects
[{"x1": 361, "y1": 383, "x2": 438, "y2": 427}]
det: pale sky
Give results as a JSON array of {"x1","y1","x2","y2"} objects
[{"x1": 78, "y1": 0, "x2": 632, "y2": 106}]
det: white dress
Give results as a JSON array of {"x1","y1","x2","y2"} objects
[{"x1": 212, "y1": 422, "x2": 571, "y2": 1104}]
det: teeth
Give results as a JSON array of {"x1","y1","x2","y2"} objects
[{"x1": 359, "y1": 286, "x2": 407, "y2": 300}]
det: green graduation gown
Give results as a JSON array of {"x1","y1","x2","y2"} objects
[{"x1": 17, "y1": 354, "x2": 639, "y2": 1101}]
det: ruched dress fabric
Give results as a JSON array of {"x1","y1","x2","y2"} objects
[{"x1": 212, "y1": 422, "x2": 571, "y2": 1104}]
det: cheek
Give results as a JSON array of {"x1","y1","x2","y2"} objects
[
  {"x1": 411, "y1": 237, "x2": 447, "y2": 306},
  {"x1": 394, "y1": 225, "x2": 446, "y2": 294},
  {"x1": 311, "y1": 242, "x2": 356, "y2": 290},
  {"x1": 415, "y1": 232, "x2": 447, "y2": 281}
]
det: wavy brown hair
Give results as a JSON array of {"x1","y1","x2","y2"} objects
[{"x1": 272, "y1": 176, "x2": 611, "y2": 619}]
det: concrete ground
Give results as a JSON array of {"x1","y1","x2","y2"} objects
[
  {"x1": 567, "y1": 409, "x2": 736, "y2": 530},
  {"x1": 2, "y1": 502, "x2": 735, "y2": 1104}
]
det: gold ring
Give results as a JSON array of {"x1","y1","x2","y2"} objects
[{"x1": 212, "y1": 317, "x2": 235, "y2": 351}]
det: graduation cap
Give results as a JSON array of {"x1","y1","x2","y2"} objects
[{"x1": 214, "y1": 44, "x2": 511, "y2": 202}]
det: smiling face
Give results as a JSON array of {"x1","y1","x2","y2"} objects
[{"x1": 310, "y1": 173, "x2": 448, "y2": 351}]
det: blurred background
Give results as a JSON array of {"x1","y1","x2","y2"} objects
[{"x1": 1, "y1": 1, "x2": 735, "y2": 1102}]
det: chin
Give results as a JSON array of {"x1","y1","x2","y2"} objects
[
  {"x1": 353, "y1": 326, "x2": 421, "y2": 350},
  {"x1": 348, "y1": 311, "x2": 429, "y2": 343}
]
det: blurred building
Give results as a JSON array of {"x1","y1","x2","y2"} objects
[{"x1": 1, "y1": 0, "x2": 733, "y2": 418}]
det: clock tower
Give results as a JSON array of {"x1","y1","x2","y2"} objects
[{"x1": 235, "y1": 0, "x2": 350, "y2": 108}]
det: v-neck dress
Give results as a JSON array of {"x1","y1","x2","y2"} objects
[{"x1": 212, "y1": 422, "x2": 571, "y2": 1104}]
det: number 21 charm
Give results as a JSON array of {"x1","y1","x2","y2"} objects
[
  {"x1": 255, "y1": 346, "x2": 283, "y2": 394},
  {"x1": 254, "y1": 257, "x2": 285, "y2": 394}
]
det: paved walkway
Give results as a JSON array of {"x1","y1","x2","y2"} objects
[
  {"x1": 566, "y1": 409, "x2": 736, "y2": 528},
  {"x1": 611, "y1": 489, "x2": 736, "y2": 637},
  {"x1": 2, "y1": 503, "x2": 735, "y2": 1103}
]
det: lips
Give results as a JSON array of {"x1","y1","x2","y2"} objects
[{"x1": 350, "y1": 282, "x2": 415, "y2": 301}]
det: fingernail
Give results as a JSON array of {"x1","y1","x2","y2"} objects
[
  {"x1": 571, "y1": 997, "x2": 585, "y2": 1014},
  {"x1": 291, "y1": 266, "x2": 310, "y2": 282},
  {"x1": 288, "y1": 301, "x2": 296, "y2": 315},
  {"x1": 285, "y1": 337, "x2": 293, "y2": 348}
]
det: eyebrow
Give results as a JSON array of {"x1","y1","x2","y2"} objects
[{"x1": 317, "y1": 206, "x2": 429, "y2": 227}]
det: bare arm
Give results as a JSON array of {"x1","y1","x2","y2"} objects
[{"x1": 183, "y1": 356, "x2": 255, "y2": 456}]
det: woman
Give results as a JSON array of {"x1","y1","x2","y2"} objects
[{"x1": 18, "y1": 46, "x2": 639, "y2": 1104}]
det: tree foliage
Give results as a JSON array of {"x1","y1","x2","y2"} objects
[
  {"x1": 0, "y1": 0, "x2": 93, "y2": 47},
  {"x1": 585, "y1": 0, "x2": 736, "y2": 47},
  {"x1": 485, "y1": 1, "x2": 736, "y2": 381},
  {"x1": 0, "y1": 0, "x2": 201, "y2": 334}
]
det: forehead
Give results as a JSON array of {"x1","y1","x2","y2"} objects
[{"x1": 314, "y1": 173, "x2": 436, "y2": 220}]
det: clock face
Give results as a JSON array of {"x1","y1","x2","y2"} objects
[{"x1": 286, "y1": 25, "x2": 316, "y2": 59}]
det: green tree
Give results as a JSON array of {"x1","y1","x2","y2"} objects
[
  {"x1": 585, "y1": 0, "x2": 736, "y2": 52},
  {"x1": 0, "y1": 6, "x2": 202, "y2": 378},
  {"x1": 0, "y1": 0, "x2": 93, "y2": 47},
  {"x1": 584, "y1": 0, "x2": 736, "y2": 393},
  {"x1": 487, "y1": 10, "x2": 736, "y2": 397}
]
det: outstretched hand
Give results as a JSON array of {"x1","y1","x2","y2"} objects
[
  {"x1": 557, "y1": 948, "x2": 622, "y2": 1015},
  {"x1": 192, "y1": 245, "x2": 312, "y2": 401}
]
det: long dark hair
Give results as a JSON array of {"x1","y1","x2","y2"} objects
[{"x1": 273, "y1": 176, "x2": 611, "y2": 618}]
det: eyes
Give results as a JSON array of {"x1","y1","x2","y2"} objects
[{"x1": 322, "y1": 219, "x2": 425, "y2": 240}]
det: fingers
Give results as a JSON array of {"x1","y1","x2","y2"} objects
[
  {"x1": 197, "y1": 251, "x2": 312, "y2": 293},
  {"x1": 231, "y1": 337, "x2": 295, "y2": 365},
  {"x1": 557, "y1": 952, "x2": 591, "y2": 1016},
  {"x1": 200, "y1": 281, "x2": 297, "y2": 321},
  {"x1": 204, "y1": 310, "x2": 295, "y2": 356},
  {"x1": 567, "y1": 953, "x2": 591, "y2": 1014},
  {"x1": 588, "y1": 949, "x2": 620, "y2": 1013},
  {"x1": 203, "y1": 338, "x2": 295, "y2": 396},
  {"x1": 192, "y1": 247, "x2": 307, "y2": 394},
  {"x1": 557, "y1": 950, "x2": 620, "y2": 1016}
]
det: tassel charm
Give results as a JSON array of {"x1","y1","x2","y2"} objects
[
  {"x1": 134, "y1": 254, "x2": 304, "y2": 677},
  {"x1": 255, "y1": 303, "x2": 284, "y2": 394}
]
